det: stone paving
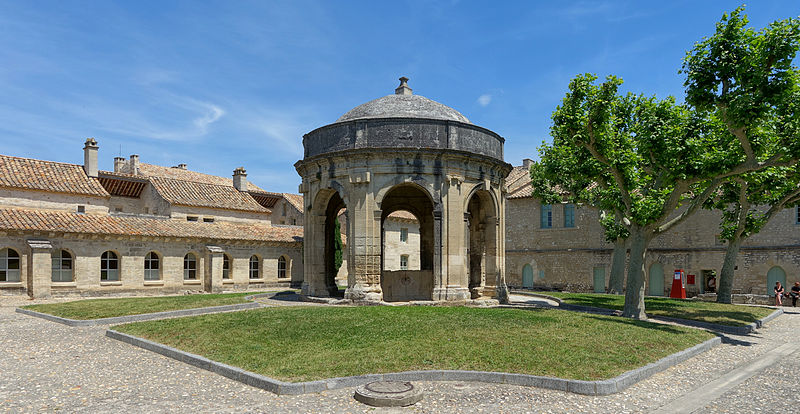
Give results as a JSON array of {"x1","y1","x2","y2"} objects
[{"x1": 1, "y1": 294, "x2": 798, "y2": 413}]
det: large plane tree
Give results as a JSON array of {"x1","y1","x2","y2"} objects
[{"x1": 532, "y1": 8, "x2": 799, "y2": 318}]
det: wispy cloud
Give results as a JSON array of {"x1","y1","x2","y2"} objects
[{"x1": 477, "y1": 94, "x2": 492, "y2": 107}]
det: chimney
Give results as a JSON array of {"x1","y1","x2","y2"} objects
[
  {"x1": 523, "y1": 158, "x2": 533, "y2": 170},
  {"x1": 83, "y1": 138, "x2": 99, "y2": 177},
  {"x1": 129, "y1": 154, "x2": 140, "y2": 175},
  {"x1": 177, "y1": 163, "x2": 187, "y2": 170},
  {"x1": 233, "y1": 167, "x2": 248, "y2": 191},
  {"x1": 113, "y1": 157, "x2": 125, "y2": 173},
  {"x1": 395, "y1": 76, "x2": 412, "y2": 95}
]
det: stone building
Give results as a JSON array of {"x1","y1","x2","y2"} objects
[
  {"x1": 0, "y1": 139, "x2": 303, "y2": 298},
  {"x1": 504, "y1": 159, "x2": 800, "y2": 298},
  {"x1": 296, "y1": 78, "x2": 511, "y2": 303}
]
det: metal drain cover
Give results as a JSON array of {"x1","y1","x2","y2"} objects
[{"x1": 354, "y1": 381, "x2": 424, "y2": 407}]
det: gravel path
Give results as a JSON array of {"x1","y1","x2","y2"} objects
[{"x1": 1, "y1": 295, "x2": 797, "y2": 413}]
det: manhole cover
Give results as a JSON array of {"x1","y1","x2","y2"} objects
[{"x1": 354, "y1": 381, "x2": 424, "y2": 407}]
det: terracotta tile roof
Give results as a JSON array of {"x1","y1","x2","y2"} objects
[
  {"x1": 0, "y1": 208, "x2": 302, "y2": 244},
  {"x1": 0, "y1": 155, "x2": 109, "y2": 197},
  {"x1": 249, "y1": 190, "x2": 283, "y2": 209},
  {"x1": 137, "y1": 163, "x2": 267, "y2": 192},
  {"x1": 506, "y1": 165, "x2": 534, "y2": 199},
  {"x1": 149, "y1": 177, "x2": 269, "y2": 213},
  {"x1": 387, "y1": 210, "x2": 418, "y2": 221},
  {"x1": 282, "y1": 193, "x2": 304, "y2": 213}
]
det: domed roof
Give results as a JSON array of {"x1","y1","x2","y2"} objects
[{"x1": 336, "y1": 77, "x2": 471, "y2": 124}]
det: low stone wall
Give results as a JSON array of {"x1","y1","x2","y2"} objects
[
  {"x1": 694, "y1": 293, "x2": 780, "y2": 306},
  {"x1": 381, "y1": 270, "x2": 433, "y2": 302}
]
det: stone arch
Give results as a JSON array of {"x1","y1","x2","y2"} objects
[
  {"x1": 465, "y1": 187, "x2": 498, "y2": 299},
  {"x1": 522, "y1": 263, "x2": 534, "y2": 288},
  {"x1": 307, "y1": 185, "x2": 348, "y2": 297},
  {"x1": 379, "y1": 183, "x2": 436, "y2": 301},
  {"x1": 375, "y1": 176, "x2": 438, "y2": 209}
]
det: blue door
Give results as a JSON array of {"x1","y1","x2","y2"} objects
[
  {"x1": 767, "y1": 266, "x2": 787, "y2": 296},
  {"x1": 593, "y1": 267, "x2": 605, "y2": 293},
  {"x1": 522, "y1": 264, "x2": 534, "y2": 288},
  {"x1": 649, "y1": 263, "x2": 664, "y2": 296}
]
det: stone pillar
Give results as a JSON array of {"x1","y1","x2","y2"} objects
[
  {"x1": 27, "y1": 239, "x2": 52, "y2": 299},
  {"x1": 205, "y1": 246, "x2": 224, "y2": 293},
  {"x1": 344, "y1": 180, "x2": 383, "y2": 302}
]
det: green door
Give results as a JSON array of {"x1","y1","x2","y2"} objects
[
  {"x1": 593, "y1": 266, "x2": 605, "y2": 293},
  {"x1": 767, "y1": 266, "x2": 787, "y2": 296},
  {"x1": 522, "y1": 264, "x2": 534, "y2": 288},
  {"x1": 649, "y1": 263, "x2": 664, "y2": 296}
]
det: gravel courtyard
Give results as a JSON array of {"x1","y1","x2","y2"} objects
[{"x1": 1, "y1": 295, "x2": 797, "y2": 413}]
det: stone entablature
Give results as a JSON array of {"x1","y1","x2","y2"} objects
[{"x1": 302, "y1": 118, "x2": 505, "y2": 162}]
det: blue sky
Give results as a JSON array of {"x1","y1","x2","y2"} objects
[{"x1": 1, "y1": 1, "x2": 797, "y2": 193}]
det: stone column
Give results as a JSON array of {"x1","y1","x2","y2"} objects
[
  {"x1": 27, "y1": 239, "x2": 52, "y2": 299},
  {"x1": 344, "y1": 179, "x2": 383, "y2": 302},
  {"x1": 205, "y1": 246, "x2": 224, "y2": 293}
]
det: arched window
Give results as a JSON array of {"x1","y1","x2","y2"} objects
[
  {"x1": 278, "y1": 256, "x2": 288, "y2": 279},
  {"x1": 101, "y1": 251, "x2": 119, "y2": 281},
  {"x1": 184, "y1": 253, "x2": 197, "y2": 280},
  {"x1": 144, "y1": 252, "x2": 160, "y2": 281},
  {"x1": 51, "y1": 250, "x2": 73, "y2": 282},
  {"x1": 0, "y1": 248, "x2": 21, "y2": 282},
  {"x1": 223, "y1": 254, "x2": 232, "y2": 279},
  {"x1": 249, "y1": 255, "x2": 260, "y2": 279}
]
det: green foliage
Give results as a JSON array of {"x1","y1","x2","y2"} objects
[{"x1": 333, "y1": 216, "x2": 343, "y2": 272}]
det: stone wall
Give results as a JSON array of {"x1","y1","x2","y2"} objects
[
  {"x1": 0, "y1": 188, "x2": 108, "y2": 214},
  {"x1": 505, "y1": 196, "x2": 800, "y2": 296},
  {"x1": 0, "y1": 233, "x2": 301, "y2": 297}
]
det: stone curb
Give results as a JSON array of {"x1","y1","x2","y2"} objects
[
  {"x1": 105, "y1": 328, "x2": 721, "y2": 396},
  {"x1": 509, "y1": 291, "x2": 783, "y2": 334},
  {"x1": 16, "y1": 301, "x2": 262, "y2": 327}
]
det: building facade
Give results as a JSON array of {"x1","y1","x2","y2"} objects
[
  {"x1": 0, "y1": 139, "x2": 303, "y2": 298},
  {"x1": 504, "y1": 160, "x2": 800, "y2": 298}
]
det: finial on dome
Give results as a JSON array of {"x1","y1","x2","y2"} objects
[{"x1": 395, "y1": 76, "x2": 412, "y2": 95}]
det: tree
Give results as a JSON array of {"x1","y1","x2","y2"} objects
[
  {"x1": 532, "y1": 8, "x2": 800, "y2": 319},
  {"x1": 334, "y1": 216, "x2": 343, "y2": 273},
  {"x1": 682, "y1": 7, "x2": 800, "y2": 303}
]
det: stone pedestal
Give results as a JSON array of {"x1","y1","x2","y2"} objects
[{"x1": 27, "y1": 239, "x2": 52, "y2": 299}]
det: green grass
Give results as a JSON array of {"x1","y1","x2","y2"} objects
[
  {"x1": 23, "y1": 292, "x2": 264, "y2": 320},
  {"x1": 114, "y1": 306, "x2": 714, "y2": 382},
  {"x1": 542, "y1": 292, "x2": 774, "y2": 327}
]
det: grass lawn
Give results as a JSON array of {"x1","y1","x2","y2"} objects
[
  {"x1": 22, "y1": 292, "x2": 266, "y2": 320},
  {"x1": 542, "y1": 292, "x2": 774, "y2": 327},
  {"x1": 114, "y1": 306, "x2": 714, "y2": 382}
]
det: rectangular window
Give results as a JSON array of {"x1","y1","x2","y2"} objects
[
  {"x1": 186, "y1": 216, "x2": 199, "y2": 222},
  {"x1": 564, "y1": 204, "x2": 575, "y2": 228},
  {"x1": 77, "y1": 205, "x2": 85, "y2": 214},
  {"x1": 540, "y1": 204, "x2": 552, "y2": 229},
  {"x1": 400, "y1": 228, "x2": 408, "y2": 243},
  {"x1": 203, "y1": 217, "x2": 214, "y2": 223},
  {"x1": 400, "y1": 255, "x2": 408, "y2": 270},
  {"x1": 796, "y1": 206, "x2": 800, "y2": 224}
]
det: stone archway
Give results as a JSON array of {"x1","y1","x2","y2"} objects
[
  {"x1": 379, "y1": 183, "x2": 435, "y2": 301},
  {"x1": 466, "y1": 189, "x2": 498, "y2": 299},
  {"x1": 303, "y1": 187, "x2": 348, "y2": 297}
]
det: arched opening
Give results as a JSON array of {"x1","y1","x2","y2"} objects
[
  {"x1": 306, "y1": 188, "x2": 348, "y2": 297},
  {"x1": 466, "y1": 189, "x2": 498, "y2": 299},
  {"x1": 767, "y1": 266, "x2": 787, "y2": 296},
  {"x1": 380, "y1": 184, "x2": 434, "y2": 301},
  {"x1": 648, "y1": 263, "x2": 664, "y2": 296},
  {"x1": 143, "y1": 251, "x2": 160, "y2": 281},
  {"x1": 222, "y1": 254, "x2": 232, "y2": 280}
]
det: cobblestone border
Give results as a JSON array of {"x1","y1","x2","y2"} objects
[
  {"x1": 510, "y1": 291, "x2": 783, "y2": 335},
  {"x1": 14, "y1": 292, "x2": 277, "y2": 327},
  {"x1": 105, "y1": 328, "x2": 721, "y2": 396}
]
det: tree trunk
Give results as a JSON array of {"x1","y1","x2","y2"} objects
[
  {"x1": 716, "y1": 237, "x2": 742, "y2": 304},
  {"x1": 622, "y1": 228, "x2": 649, "y2": 319},
  {"x1": 607, "y1": 238, "x2": 627, "y2": 294}
]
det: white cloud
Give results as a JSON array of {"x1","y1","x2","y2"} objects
[{"x1": 477, "y1": 94, "x2": 492, "y2": 107}]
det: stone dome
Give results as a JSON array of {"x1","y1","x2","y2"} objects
[{"x1": 335, "y1": 77, "x2": 471, "y2": 124}]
